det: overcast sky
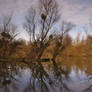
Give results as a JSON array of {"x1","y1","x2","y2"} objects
[{"x1": 0, "y1": 0, "x2": 92, "y2": 40}]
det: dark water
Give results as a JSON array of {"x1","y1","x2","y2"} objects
[{"x1": 0, "y1": 61, "x2": 92, "y2": 92}]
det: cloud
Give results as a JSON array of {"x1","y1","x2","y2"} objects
[
  {"x1": 58, "y1": 0, "x2": 92, "y2": 25},
  {"x1": 0, "y1": 0, "x2": 92, "y2": 26}
]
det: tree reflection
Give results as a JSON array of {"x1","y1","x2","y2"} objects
[
  {"x1": 0, "y1": 59, "x2": 92, "y2": 92},
  {"x1": 23, "y1": 59, "x2": 71, "y2": 92},
  {"x1": 0, "y1": 61, "x2": 26, "y2": 92}
]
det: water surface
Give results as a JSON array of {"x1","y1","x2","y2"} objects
[{"x1": 0, "y1": 60, "x2": 92, "y2": 92}]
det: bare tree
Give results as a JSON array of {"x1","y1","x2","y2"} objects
[
  {"x1": 0, "y1": 14, "x2": 19, "y2": 58},
  {"x1": 0, "y1": 14, "x2": 18, "y2": 42},
  {"x1": 63, "y1": 34, "x2": 72, "y2": 47},
  {"x1": 24, "y1": 7, "x2": 36, "y2": 42},
  {"x1": 86, "y1": 34, "x2": 92, "y2": 44},
  {"x1": 76, "y1": 32, "x2": 81, "y2": 44},
  {"x1": 24, "y1": 0, "x2": 60, "y2": 63},
  {"x1": 52, "y1": 21, "x2": 73, "y2": 66},
  {"x1": 85, "y1": 19, "x2": 92, "y2": 44}
]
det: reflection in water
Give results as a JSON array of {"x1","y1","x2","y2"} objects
[
  {"x1": 0, "y1": 61, "x2": 92, "y2": 92},
  {"x1": 66, "y1": 66, "x2": 92, "y2": 92}
]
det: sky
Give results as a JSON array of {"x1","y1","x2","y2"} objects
[{"x1": 0, "y1": 0, "x2": 92, "y2": 40}]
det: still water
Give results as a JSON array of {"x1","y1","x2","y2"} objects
[{"x1": 0, "y1": 60, "x2": 92, "y2": 92}]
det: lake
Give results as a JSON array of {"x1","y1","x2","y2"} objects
[{"x1": 0, "y1": 60, "x2": 92, "y2": 92}]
